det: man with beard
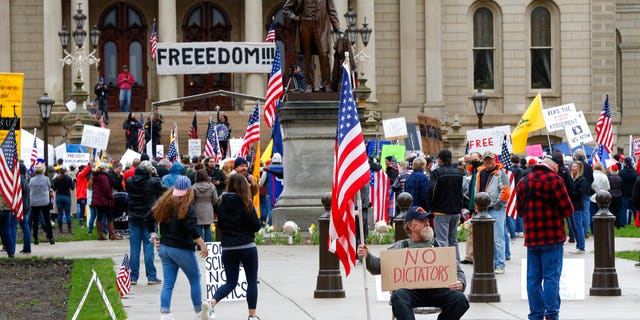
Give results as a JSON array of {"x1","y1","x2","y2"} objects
[
  {"x1": 461, "y1": 151, "x2": 482, "y2": 265},
  {"x1": 204, "y1": 156, "x2": 226, "y2": 196},
  {"x1": 357, "y1": 206, "x2": 469, "y2": 320}
]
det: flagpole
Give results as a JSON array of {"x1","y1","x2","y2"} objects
[
  {"x1": 546, "y1": 132, "x2": 553, "y2": 154},
  {"x1": 356, "y1": 190, "x2": 372, "y2": 320}
]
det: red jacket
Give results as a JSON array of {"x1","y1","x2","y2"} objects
[
  {"x1": 122, "y1": 165, "x2": 137, "y2": 191},
  {"x1": 75, "y1": 164, "x2": 92, "y2": 200}
]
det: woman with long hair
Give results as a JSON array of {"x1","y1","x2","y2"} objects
[
  {"x1": 192, "y1": 169, "x2": 218, "y2": 242},
  {"x1": 152, "y1": 176, "x2": 208, "y2": 320},
  {"x1": 207, "y1": 173, "x2": 261, "y2": 320},
  {"x1": 569, "y1": 161, "x2": 587, "y2": 254}
]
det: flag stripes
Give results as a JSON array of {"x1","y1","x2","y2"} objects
[{"x1": 370, "y1": 169, "x2": 389, "y2": 223}]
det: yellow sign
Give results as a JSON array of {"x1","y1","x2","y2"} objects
[{"x1": 0, "y1": 73, "x2": 24, "y2": 155}]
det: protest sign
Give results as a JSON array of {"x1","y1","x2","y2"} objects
[
  {"x1": 188, "y1": 139, "x2": 201, "y2": 157},
  {"x1": 521, "y1": 258, "x2": 585, "y2": 300},
  {"x1": 0, "y1": 73, "x2": 24, "y2": 153},
  {"x1": 120, "y1": 149, "x2": 141, "y2": 167},
  {"x1": 55, "y1": 143, "x2": 67, "y2": 163},
  {"x1": 382, "y1": 117, "x2": 408, "y2": 140},
  {"x1": 526, "y1": 144, "x2": 543, "y2": 157},
  {"x1": 80, "y1": 125, "x2": 110, "y2": 150},
  {"x1": 542, "y1": 103, "x2": 578, "y2": 132},
  {"x1": 156, "y1": 145, "x2": 164, "y2": 158},
  {"x1": 380, "y1": 144, "x2": 406, "y2": 170},
  {"x1": 64, "y1": 152, "x2": 91, "y2": 168},
  {"x1": 565, "y1": 111, "x2": 593, "y2": 148},
  {"x1": 633, "y1": 138, "x2": 640, "y2": 157},
  {"x1": 380, "y1": 246, "x2": 457, "y2": 291},
  {"x1": 204, "y1": 242, "x2": 247, "y2": 301},
  {"x1": 466, "y1": 125, "x2": 511, "y2": 155},
  {"x1": 229, "y1": 138, "x2": 243, "y2": 158}
]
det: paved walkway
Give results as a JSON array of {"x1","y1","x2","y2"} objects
[{"x1": 24, "y1": 235, "x2": 640, "y2": 319}]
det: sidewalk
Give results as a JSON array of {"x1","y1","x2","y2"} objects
[{"x1": 27, "y1": 236, "x2": 640, "y2": 319}]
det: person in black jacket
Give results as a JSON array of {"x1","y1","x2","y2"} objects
[
  {"x1": 208, "y1": 173, "x2": 261, "y2": 320},
  {"x1": 204, "y1": 156, "x2": 227, "y2": 196},
  {"x1": 126, "y1": 160, "x2": 166, "y2": 285},
  {"x1": 123, "y1": 113, "x2": 142, "y2": 152},
  {"x1": 94, "y1": 77, "x2": 109, "y2": 124},
  {"x1": 144, "y1": 113, "x2": 163, "y2": 158},
  {"x1": 574, "y1": 149, "x2": 593, "y2": 236},
  {"x1": 619, "y1": 157, "x2": 638, "y2": 226},
  {"x1": 429, "y1": 149, "x2": 464, "y2": 260}
]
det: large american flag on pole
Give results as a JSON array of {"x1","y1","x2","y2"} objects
[
  {"x1": 240, "y1": 103, "x2": 260, "y2": 157},
  {"x1": 137, "y1": 113, "x2": 145, "y2": 154},
  {"x1": 188, "y1": 111, "x2": 198, "y2": 139},
  {"x1": 150, "y1": 20, "x2": 158, "y2": 61},
  {"x1": 204, "y1": 117, "x2": 222, "y2": 161},
  {"x1": 370, "y1": 169, "x2": 389, "y2": 223},
  {"x1": 116, "y1": 253, "x2": 131, "y2": 296},
  {"x1": 595, "y1": 95, "x2": 613, "y2": 154},
  {"x1": 0, "y1": 119, "x2": 24, "y2": 221},
  {"x1": 329, "y1": 65, "x2": 370, "y2": 276},
  {"x1": 263, "y1": 46, "x2": 283, "y2": 127},
  {"x1": 498, "y1": 135, "x2": 517, "y2": 219}
]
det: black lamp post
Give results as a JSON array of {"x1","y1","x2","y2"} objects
[
  {"x1": 471, "y1": 89, "x2": 488, "y2": 129},
  {"x1": 331, "y1": 6, "x2": 373, "y2": 49},
  {"x1": 37, "y1": 92, "x2": 54, "y2": 174}
]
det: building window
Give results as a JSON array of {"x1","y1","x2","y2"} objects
[
  {"x1": 530, "y1": 7, "x2": 551, "y2": 89},
  {"x1": 473, "y1": 7, "x2": 494, "y2": 90},
  {"x1": 103, "y1": 41, "x2": 117, "y2": 85},
  {"x1": 129, "y1": 41, "x2": 143, "y2": 86}
]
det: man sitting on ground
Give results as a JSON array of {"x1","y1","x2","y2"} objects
[{"x1": 357, "y1": 206, "x2": 469, "y2": 320}]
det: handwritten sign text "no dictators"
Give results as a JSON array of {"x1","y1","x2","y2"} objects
[{"x1": 380, "y1": 246, "x2": 456, "y2": 291}]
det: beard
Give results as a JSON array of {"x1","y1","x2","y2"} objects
[{"x1": 419, "y1": 225, "x2": 434, "y2": 241}]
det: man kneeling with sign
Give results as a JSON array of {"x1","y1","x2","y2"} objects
[{"x1": 357, "y1": 206, "x2": 469, "y2": 320}]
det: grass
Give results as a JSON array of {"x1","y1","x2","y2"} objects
[
  {"x1": 613, "y1": 224, "x2": 640, "y2": 238},
  {"x1": 67, "y1": 258, "x2": 126, "y2": 320},
  {"x1": 615, "y1": 250, "x2": 640, "y2": 262}
]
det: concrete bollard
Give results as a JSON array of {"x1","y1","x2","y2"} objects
[
  {"x1": 314, "y1": 192, "x2": 345, "y2": 298},
  {"x1": 393, "y1": 192, "x2": 413, "y2": 241},
  {"x1": 468, "y1": 192, "x2": 500, "y2": 302},
  {"x1": 590, "y1": 190, "x2": 621, "y2": 296}
]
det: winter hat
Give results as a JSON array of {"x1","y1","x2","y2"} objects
[
  {"x1": 173, "y1": 176, "x2": 192, "y2": 197},
  {"x1": 271, "y1": 153, "x2": 282, "y2": 164},
  {"x1": 234, "y1": 157, "x2": 249, "y2": 169}
]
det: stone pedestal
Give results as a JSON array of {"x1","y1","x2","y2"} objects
[{"x1": 272, "y1": 93, "x2": 362, "y2": 228}]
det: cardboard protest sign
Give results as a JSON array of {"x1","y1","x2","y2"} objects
[
  {"x1": 204, "y1": 242, "x2": 247, "y2": 301},
  {"x1": 0, "y1": 73, "x2": 24, "y2": 153},
  {"x1": 188, "y1": 139, "x2": 201, "y2": 157},
  {"x1": 526, "y1": 144, "x2": 543, "y2": 157},
  {"x1": 120, "y1": 149, "x2": 141, "y2": 167},
  {"x1": 382, "y1": 117, "x2": 408, "y2": 140},
  {"x1": 565, "y1": 111, "x2": 593, "y2": 148},
  {"x1": 542, "y1": 103, "x2": 578, "y2": 132},
  {"x1": 380, "y1": 246, "x2": 457, "y2": 291},
  {"x1": 80, "y1": 125, "x2": 110, "y2": 150},
  {"x1": 466, "y1": 125, "x2": 511, "y2": 155},
  {"x1": 380, "y1": 144, "x2": 406, "y2": 170}
]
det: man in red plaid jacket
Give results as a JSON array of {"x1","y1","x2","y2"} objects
[{"x1": 516, "y1": 156, "x2": 573, "y2": 320}]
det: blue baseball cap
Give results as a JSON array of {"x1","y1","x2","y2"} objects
[{"x1": 404, "y1": 206, "x2": 431, "y2": 224}]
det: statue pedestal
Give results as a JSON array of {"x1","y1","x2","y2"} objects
[{"x1": 273, "y1": 93, "x2": 357, "y2": 228}]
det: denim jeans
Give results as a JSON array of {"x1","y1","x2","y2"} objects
[
  {"x1": 0, "y1": 210, "x2": 17, "y2": 257},
  {"x1": 129, "y1": 220, "x2": 158, "y2": 282},
  {"x1": 569, "y1": 211, "x2": 585, "y2": 251},
  {"x1": 582, "y1": 196, "x2": 591, "y2": 234},
  {"x1": 55, "y1": 194, "x2": 72, "y2": 225},
  {"x1": 390, "y1": 288, "x2": 469, "y2": 320},
  {"x1": 158, "y1": 245, "x2": 202, "y2": 314},
  {"x1": 259, "y1": 194, "x2": 272, "y2": 226},
  {"x1": 434, "y1": 214, "x2": 461, "y2": 261},
  {"x1": 119, "y1": 89, "x2": 131, "y2": 112},
  {"x1": 489, "y1": 208, "x2": 506, "y2": 269},
  {"x1": 504, "y1": 220, "x2": 511, "y2": 259},
  {"x1": 526, "y1": 242, "x2": 563, "y2": 320},
  {"x1": 88, "y1": 206, "x2": 97, "y2": 234},
  {"x1": 213, "y1": 246, "x2": 259, "y2": 309},
  {"x1": 198, "y1": 225, "x2": 212, "y2": 243},
  {"x1": 19, "y1": 211, "x2": 31, "y2": 252},
  {"x1": 506, "y1": 216, "x2": 517, "y2": 239},
  {"x1": 76, "y1": 199, "x2": 87, "y2": 221},
  {"x1": 516, "y1": 216, "x2": 524, "y2": 233},
  {"x1": 620, "y1": 197, "x2": 634, "y2": 227}
]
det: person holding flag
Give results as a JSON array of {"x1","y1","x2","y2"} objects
[
  {"x1": 145, "y1": 113, "x2": 163, "y2": 158},
  {"x1": 123, "y1": 113, "x2": 143, "y2": 152}
]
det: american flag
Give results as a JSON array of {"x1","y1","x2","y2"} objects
[
  {"x1": 595, "y1": 95, "x2": 613, "y2": 154},
  {"x1": 264, "y1": 46, "x2": 283, "y2": 127},
  {"x1": 498, "y1": 135, "x2": 518, "y2": 219},
  {"x1": 205, "y1": 117, "x2": 222, "y2": 161},
  {"x1": 29, "y1": 128, "x2": 38, "y2": 175},
  {"x1": 592, "y1": 144, "x2": 610, "y2": 168},
  {"x1": 167, "y1": 121, "x2": 178, "y2": 162},
  {"x1": 370, "y1": 169, "x2": 389, "y2": 223},
  {"x1": 240, "y1": 103, "x2": 260, "y2": 157},
  {"x1": 329, "y1": 66, "x2": 370, "y2": 276},
  {"x1": 138, "y1": 113, "x2": 145, "y2": 153},
  {"x1": 150, "y1": 20, "x2": 158, "y2": 61},
  {"x1": 0, "y1": 119, "x2": 24, "y2": 221},
  {"x1": 188, "y1": 111, "x2": 198, "y2": 139},
  {"x1": 116, "y1": 253, "x2": 131, "y2": 296},
  {"x1": 265, "y1": 19, "x2": 276, "y2": 42}
]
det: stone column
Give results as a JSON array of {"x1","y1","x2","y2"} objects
[
  {"x1": 0, "y1": 1, "x2": 10, "y2": 72},
  {"x1": 398, "y1": 0, "x2": 420, "y2": 116},
  {"x1": 424, "y1": 0, "x2": 444, "y2": 110},
  {"x1": 71, "y1": 0, "x2": 90, "y2": 93},
  {"x1": 158, "y1": 0, "x2": 179, "y2": 111},
  {"x1": 356, "y1": 0, "x2": 376, "y2": 102},
  {"x1": 243, "y1": 0, "x2": 264, "y2": 111},
  {"x1": 44, "y1": 0, "x2": 64, "y2": 102}
]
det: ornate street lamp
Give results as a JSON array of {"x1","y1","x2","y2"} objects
[
  {"x1": 471, "y1": 89, "x2": 489, "y2": 129},
  {"x1": 37, "y1": 92, "x2": 54, "y2": 173}
]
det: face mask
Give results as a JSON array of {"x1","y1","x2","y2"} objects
[{"x1": 471, "y1": 160, "x2": 481, "y2": 167}]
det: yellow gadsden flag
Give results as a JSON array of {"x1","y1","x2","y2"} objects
[{"x1": 511, "y1": 93, "x2": 546, "y2": 154}]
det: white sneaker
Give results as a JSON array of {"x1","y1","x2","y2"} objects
[
  {"x1": 202, "y1": 302, "x2": 215, "y2": 320},
  {"x1": 495, "y1": 267, "x2": 505, "y2": 274},
  {"x1": 160, "y1": 313, "x2": 174, "y2": 320},
  {"x1": 569, "y1": 249, "x2": 586, "y2": 255}
]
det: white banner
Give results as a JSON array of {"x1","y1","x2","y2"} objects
[
  {"x1": 229, "y1": 138, "x2": 243, "y2": 158},
  {"x1": 80, "y1": 125, "x2": 110, "y2": 150},
  {"x1": 542, "y1": 103, "x2": 578, "y2": 132},
  {"x1": 64, "y1": 152, "x2": 91, "y2": 168},
  {"x1": 120, "y1": 149, "x2": 141, "y2": 167},
  {"x1": 204, "y1": 242, "x2": 247, "y2": 301},
  {"x1": 382, "y1": 117, "x2": 408, "y2": 140},
  {"x1": 156, "y1": 42, "x2": 275, "y2": 75},
  {"x1": 55, "y1": 143, "x2": 67, "y2": 163},
  {"x1": 565, "y1": 111, "x2": 593, "y2": 148},
  {"x1": 466, "y1": 125, "x2": 512, "y2": 155},
  {"x1": 188, "y1": 139, "x2": 201, "y2": 157}
]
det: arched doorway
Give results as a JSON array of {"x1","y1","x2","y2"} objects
[
  {"x1": 182, "y1": 3, "x2": 232, "y2": 111},
  {"x1": 98, "y1": 3, "x2": 148, "y2": 113}
]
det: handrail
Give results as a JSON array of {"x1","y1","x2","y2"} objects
[{"x1": 151, "y1": 90, "x2": 266, "y2": 108}]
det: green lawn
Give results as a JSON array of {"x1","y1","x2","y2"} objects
[
  {"x1": 67, "y1": 258, "x2": 126, "y2": 320},
  {"x1": 613, "y1": 224, "x2": 640, "y2": 238}
]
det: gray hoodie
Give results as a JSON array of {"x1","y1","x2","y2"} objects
[{"x1": 192, "y1": 181, "x2": 218, "y2": 225}]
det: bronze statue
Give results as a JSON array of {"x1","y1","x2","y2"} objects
[{"x1": 282, "y1": 0, "x2": 341, "y2": 93}]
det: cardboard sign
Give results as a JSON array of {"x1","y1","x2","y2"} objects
[
  {"x1": 80, "y1": 125, "x2": 110, "y2": 150},
  {"x1": 521, "y1": 258, "x2": 585, "y2": 300},
  {"x1": 565, "y1": 111, "x2": 593, "y2": 148},
  {"x1": 526, "y1": 144, "x2": 543, "y2": 157},
  {"x1": 188, "y1": 139, "x2": 201, "y2": 157},
  {"x1": 204, "y1": 242, "x2": 247, "y2": 301},
  {"x1": 542, "y1": 103, "x2": 578, "y2": 132},
  {"x1": 380, "y1": 246, "x2": 457, "y2": 291},
  {"x1": 0, "y1": 73, "x2": 24, "y2": 153},
  {"x1": 382, "y1": 117, "x2": 408, "y2": 140},
  {"x1": 120, "y1": 149, "x2": 141, "y2": 167},
  {"x1": 466, "y1": 125, "x2": 511, "y2": 155},
  {"x1": 380, "y1": 144, "x2": 406, "y2": 170}
]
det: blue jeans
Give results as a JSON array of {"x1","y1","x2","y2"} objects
[
  {"x1": 506, "y1": 216, "x2": 517, "y2": 239},
  {"x1": 390, "y1": 287, "x2": 469, "y2": 320},
  {"x1": 128, "y1": 220, "x2": 158, "y2": 282},
  {"x1": 119, "y1": 89, "x2": 131, "y2": 112},
  {"x1": 259, "y1": 194, "x2": 272, "y2": 226},
  {"x1": 620, "y1": 197, "x2": 634, "y2": 226},
  {"x1": 582, "y1": 196, "x2": 591, "y2": 234},
  {"x1": 55, "y1": 194, "x2": 72, "y2": 225},
  {"x1": 489, "y1": 208, "x2": 506, "y2": 269},
  {"x1": 158, "y1": 245, "x2": 202, "y2": 314},
  {"x1": 19, "y1": 211, "x2": 31, "y2": 252},
  {"x1": 198, "y1": 225, "x2": 212, "y2": 243},
  {"x1": 213, "y1": 246, "x2": 259, "y2": 309},
  {"x1": 76, "y1": 199, "x2": 86, "y2": 221},
  {"x1": 504, "y1": 220, "x2": 511, "y2": 259},
  {"x1": 88, "y1": 206, "x2": 97, "y2": 234},
  {"x1": 527, "y1": 242, "x2": 563, "y2": 320},
  {"x1": 434, "y1": 214, "x2": 460, "y2": 261},
  {"x1": 515, "y1": 216, "x2": 524, "y2": 233},
  {"x1": 569, "y1": 211, "x2": 585, "y2": 251},
  {"x1": 0, "y1": 210, "x2": 17, "y2": 257}
]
